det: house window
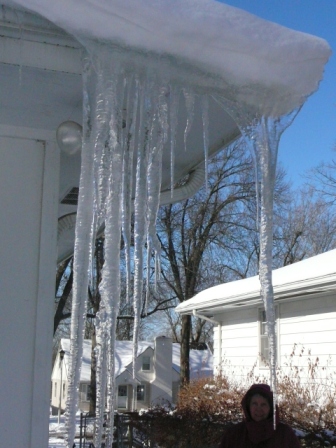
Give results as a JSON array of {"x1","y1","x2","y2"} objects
[
  {"x1": 259, "y1": 308, "x2": 277, "y2": 368},
  {"x1": 137, "y1": 385, "x2": 145, "y2": 401},
  {"x1": 54, "y1": 382, "x2": 57, "y2": 398},
  {"x1": 142, "y1": 356, "x2": 151, "y2": 371},
  {"x1": 62, "y1": 382, "x2": 66, "y2": 398},
  {"x1": 118, "y1": 385, "x2": 127, "y2": 397},
  {"x1": 79, "y1": 383, "x2": 91, "y2": 402}
]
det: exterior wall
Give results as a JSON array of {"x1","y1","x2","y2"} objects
[
  {"x1": 0, "y1": 131, "x2": 59, "y2": 448},
  {"x1": 150, "y1": 336, "x2": 173, "y2": 405},
  {"x1": 116, "y1": 372, "x2": 145, "y2": 412},
  {"x1": 51, "y1": 353, "x2": 68, "y2": 411},
  {"x1": 114, "y1": 338, "x2": 175, "y2": 411},
  {"x1": 51, "y1": 379, "x2": 67, "y2": 413},
  {"x1": 214, "y1": 292, "x2": 336, "y2": 386},
  {"x1": 279, "y1": 292, "x2": 336, "y2": 377},
  {"x1": 214, "y1": 307, "x2": 260, "y2": 381}
]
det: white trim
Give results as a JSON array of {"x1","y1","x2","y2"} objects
[
  {"x1": 176, "y1": 250, "x2": 336, "y2": 315},
  {"x1": 142, "y1": 356, "x2": 151, "y2": 371},
  {"x1": 30, "y1": 139, "x2": 60, "y2": 448},
  {"x1": 0, "y1": 124, "x2": 56, "y2": 142},
  {"x1": 0, "y1": 35, "x2": 82, "y2": 74}
]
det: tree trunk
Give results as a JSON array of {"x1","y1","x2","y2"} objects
[{"x1": 180, "y1": 314, "x2": 191, "y2": 384}]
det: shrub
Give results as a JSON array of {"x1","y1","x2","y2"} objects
[{"x1": 129, "y1": 345, "x2": 336, "y2": 447}]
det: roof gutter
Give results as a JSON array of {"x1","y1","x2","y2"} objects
[
  {"x1": 192, "y1": 310, "x2": 222, "y2": 374},
  {"x1": 192, "y1": 309, "x2": 219, "y2": 324}
]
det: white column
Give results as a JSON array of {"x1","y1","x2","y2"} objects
[{"x1": 0, "y1": 132, "x2": 59, "y2": 448}]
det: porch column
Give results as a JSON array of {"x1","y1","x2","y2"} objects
[{"x1": 0, "y1": 130, "x2": 59, "y2": 448}]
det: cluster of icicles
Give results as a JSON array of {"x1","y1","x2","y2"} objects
[{"x1": 65, "y1": 44, "x2": 298, "y2": 446}]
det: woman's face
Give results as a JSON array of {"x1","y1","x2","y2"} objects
[{"x1": 249, "y1": 394, "x2": 271, "y2": 422}]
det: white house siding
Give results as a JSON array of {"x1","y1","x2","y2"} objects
[
  {"x1": 51, "y1": 352, "x2": 68, "y2": 412},
  {"x1": 214, "y1": 308, "x2": 260, "y2": 382},
  {"x1": 115, "y1": 347, "x2": 155, "y2": 411},
  {"x1": 213, "y1": 292, "x2": 335, "y2": 388},
  {"x1": 51, "y1": 379, "x2": 67, "y2": 411},
  {"x1": 279, "y1": 292, "x2": 336, "y2": 376}
]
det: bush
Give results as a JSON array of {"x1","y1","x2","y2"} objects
[{"x1": 129, "y1": 346, "x2": 336, "y2": 447}]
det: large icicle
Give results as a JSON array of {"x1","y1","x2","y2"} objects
[
  {"x1": 121, "y1": 76, "x2": 138, "y2": 304},
  {"x1": 250, "y1": 112, "x2": 299, "y2": 404},
  {"x1": 145, "y1": 84, "x2": 168, "y2": 309},
  {"x1": 169, "y1": 86, "x2": 180, "y2": 196},
  {"x1": 65, "y1": 55, "x2": 99, "y2": 447},
  {"x1": 213, "y1": 94, "x2": 299, "y2": 422},
  {"x1": 132, "y1": 75, "x2": 154, "y2": 381},
  {"x1": 100, "y1": 92, "x2": 124, "y2": 446}
]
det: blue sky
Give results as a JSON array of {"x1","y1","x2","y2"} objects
[{"x1": 219, "y1": 0, "x2": 336, "y2": 188}]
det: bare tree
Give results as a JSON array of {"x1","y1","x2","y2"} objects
[
  {"x1": 306, "y1": 152, "x2": 336, "y2": 206},
  {"x1": 273, "y1": 188, "x2": 336, "y2": 266},
  {"x1": 157, "y1": 140, "x2": 256, "y2": 383}
]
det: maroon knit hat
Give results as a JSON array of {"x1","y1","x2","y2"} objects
[{"x1": 241, "y1": 384, "x2": 274, "y2": 420}]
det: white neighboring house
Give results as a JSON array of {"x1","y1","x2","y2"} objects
[
  {"x1": 175, "y1": 249, "x2": 336, "y2": 383},
  {"x1": 51, "y1": 335, "x2": 213, "y2": 413}
]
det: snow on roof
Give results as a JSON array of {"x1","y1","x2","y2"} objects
[
  {"x1": 172, "y1": 343, "x2": 213, "y2": 380},
  {"x1": 176, "y1": 248, "x2": 336, "y2": 314},
  {"x1": 4, "y1": 0, "x2": 331, "y2": 115},
  {"x1": 59, "y1": 339, "x2": 213, "y2": 382}
]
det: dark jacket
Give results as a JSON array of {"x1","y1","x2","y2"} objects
[{"x1": 218, "y1": 384, "x2": 301, "y2": 448}]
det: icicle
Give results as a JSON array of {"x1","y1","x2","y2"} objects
[
  {"x1": 132, "y1": 75, "x2": 153, "y2": 380},
  {"x1": 183, "y1": 87, "x2": 195, "y2": 151},
  {"x1": 122, "y1": 76, "x2": 138, "y2": 304},
  {"x1": 169, "y1": 85, "x2": 180, "y2": 196},
  {"x1": 98, "y1": 66, "x2": 125, "y2": 445},
  {"x1": 94, "y1": 311, "x2": 108, "y2": 448},
  {"x1": 201, "y1": 94, "x2": 209, "y2": 191},
  {"x1": 213, "y1": 92, "x2": 299, "y2": 427},
  {"x1": 65, "y1": 55, "x2": 97, "y2": 448},
  {"x1": 145, "y1": 89, "x2": 165, "y2": 311}
]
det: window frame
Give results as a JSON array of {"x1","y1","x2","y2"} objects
[
  {"x1": 136, "y1": 384, "x2": 145, "y2": 401},
  {"x1": 142, "y1": 355, "x2": 151, "y2": 371},
  {"x1": 258, "y1": 306, "x2": 278, "y2": 369},
  {"x1": 79, "y1": 383, "x2": 91, "y2": 402}
]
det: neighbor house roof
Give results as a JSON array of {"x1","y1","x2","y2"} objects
[
  {"x1": 176, "y1": 249, "x2": 336, "y2": 318},
  {"x1": 58, "y1": 338, "x2": 213, "y2": 382}
]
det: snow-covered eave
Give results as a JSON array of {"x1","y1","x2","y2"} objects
[
  {"x1": 2, "y1": 0, "x2": 331, "y2": 116},
  {"x1": 116, "y1": 368, "x2": 142, "y2": 385},
  {"x1": 176, "y1": 250, "x2": 336, "y2": 317},
  {"x1": 177, "y1": 274, "x2": 336, "y2": 318}
]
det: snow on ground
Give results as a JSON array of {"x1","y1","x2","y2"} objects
[
  {"x1": 49, "y1": 415, "x2": 68, "y2": 448},
  {"x1": 49, "y1": 414, "x2": 80, "y2": 448}
]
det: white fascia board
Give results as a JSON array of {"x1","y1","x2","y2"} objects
[
  {"x1": 176, "y1": 273, "x2": 336, "y2": 315},
  {"x1": 0, "y1": 35, "x2": 82, "y2": 74},
  {"x1": 0, "y1": 124, "x2": 56, "y2": 141}
]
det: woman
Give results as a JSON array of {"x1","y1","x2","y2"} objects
[{"x1": 218, "y1": 383, "x2": 301, "y2": 447}]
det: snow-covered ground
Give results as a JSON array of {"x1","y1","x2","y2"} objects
[
  {"x1": 49, "y1": 414, "x2": 82, "y2": 448},
  {"x1": 49, "y1": 415, "x2": 68, "y2": 448}
]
